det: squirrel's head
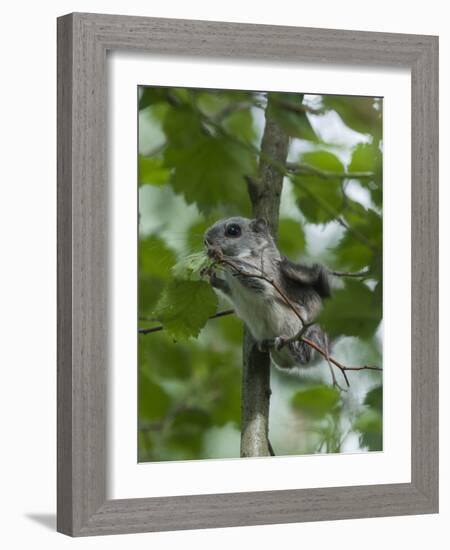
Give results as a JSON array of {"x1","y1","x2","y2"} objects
[{"x1": 204, "y1": 217, "x2": 274, "y2": 260}]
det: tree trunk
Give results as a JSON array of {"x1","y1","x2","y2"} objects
[{"x1": 240, "y1": 96, "x2": 290, "y2": 457}]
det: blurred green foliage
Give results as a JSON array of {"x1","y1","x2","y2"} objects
[{"x1": 138, "y1": 86, "x2": 383, "y2": 462}]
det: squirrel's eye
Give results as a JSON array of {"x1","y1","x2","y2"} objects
[{"x1": 225, "y1": 223, "x2": 241, "y2": 237}]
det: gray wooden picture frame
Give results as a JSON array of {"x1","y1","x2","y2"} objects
[{"x1": 57, "y1": 12, "x2": 439, "y2": 537}]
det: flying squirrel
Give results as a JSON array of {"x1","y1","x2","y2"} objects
[{"x1": 204, "y1": 216, "x2": 331, "y2": 370}]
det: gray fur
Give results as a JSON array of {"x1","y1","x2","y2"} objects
[{"x1": 204, "y1": 217, "x2": 331, "y2": 369}]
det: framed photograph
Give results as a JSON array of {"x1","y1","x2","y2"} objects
[{"x1": 57, "y1": 13, "x2": 438, "y2": 536}]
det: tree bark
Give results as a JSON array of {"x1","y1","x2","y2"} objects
[{"x1": 240, "y1": 96, "x2": 290, "y2": 457}]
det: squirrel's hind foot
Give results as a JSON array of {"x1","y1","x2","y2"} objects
[
  {"x1": 257, "y1": 335, "x2": 290, "y2": 353},
  {"x1": 258, "y1": 339, "x2": 275, "y2": 353}
]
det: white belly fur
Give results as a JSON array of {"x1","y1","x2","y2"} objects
[{"x1": 225, "y1": 273, "x2": 302, "y2": 342}]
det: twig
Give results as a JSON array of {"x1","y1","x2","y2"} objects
[
  {"x1": 301, "y1": 336, "x2": 381, "y2": 383},
  {"x1": 323, "y1": 333, "x2": 347, "y2": 392},
  {"x1": 330, "y1": 268, "x2": 371, "y2": 278},
  {"x1": 286, "y1": 161, "x2": 374, "y2": 180},
  {"x1": 139, "y1": 308, "x2": 234, "y2": 335},
  {"x1": 139, "y1": 325, "x2": 164, "y2": 335},
  {"x1": 302, "y1": 336, "x2": 350, "y2": 386}
]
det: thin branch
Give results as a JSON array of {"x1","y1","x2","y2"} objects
[
  {"x1": 302, "y1": 336, "x2": 350, "y2": 386},
  {"x1": 139, "y1": 325, "x2": 164, "y2": 335},
  {"x1": 323, "y1": 333, "x2": 347, "y2": 392},
  {"x1": 330, "y1": 268, "x2": 371, "y2": 278},
  {"x1": 301, "y1": 336, "x2": 381, "y2": 381},
  {"x1": 139, "y1": 308, "x2": 234, "y2": 335},
  {"x1": 286, "y1": 161, "x2": 374, "y2": 180},
  {"x1": 327, "y1": 359, "x2": 346, "y2": 392}
]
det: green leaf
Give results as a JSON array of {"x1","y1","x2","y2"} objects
[
  {"x1": 163, "y1": 105, "x2": 204, "y2": 145},
  {"x1": 268, "y1": 92, "x2": 319, "y2": 141},
  {"x1": 364, "y1": 385, "x2": 383, "y2": 414},
  {"x1": 368, "y1": 182, "x2": 382, "y2": 208},
  {"x1": 374, "y1": 279, "x2": 383, "y2": 306},
  {"x1": 139, "y1": 87, "x2": 170, "y2": 110},
  {"x1": 278, "y1": 218, "x2": 306, "y2": 258},
  {"x1": 139, "y1": 275, "x2": 165, "y2": 317},
  {"x1": 196, "y1": 92, "x2": 231, "y2": 117},
  {"x1": 139, "y1": 156, "x2": 170, "y2": 186},
  {"x1": 171, "y1": 252, "x2": 212, "y2": 281},
  {"x1": 349, "y1": 143, "x2": 383, "y2": 207},
  {"x1": 139, "y1": 236, "x2": 177, "y2": 279},
  {"x1": 319, "y1": 279, "x2": 382, "y2": 338},
  {"x1": 291, "y1": 385, "x2": 341, "y2": 419},
  {"x1": 361, "y1": 208, "x2": 382, "y2": 250},
  {"x1": 292, "y1": 175, "x2": 342, "y2": 224},
  {"x1": 139, "y1": 86, "x2": 192, "y2": 110},
  {"x1": 222, "y1": 108, "x2": 256, "y2": 144},
  {"x1": 341, "y1": 198, "x2": 368, "y2": 226},
  {"x1": 196, "y1": 89, "x2": 253, "y2": 118},
  {"x1": 302, "y1": 151, "x2": 344, "y2": 172},
  {"x1": 153, "y1": 280, "x2": 218, "y2": 339},
  {"x1": 291, "y1": 150, "x2": 345, "y2": 223},
  {"x1": 163, "y1": 106, "x2": 255, "y2": 213},
  {"x1": 353, "y1": 410, "x2": 382, "y2": 451},
  {"x1": 334, "y1": 232, "x2": 373, "y2": 271},
  {"x1": 322, "y1": 95, "x2": 382, "y2": 138},
  {"x1": 349, "y1": 142, "x2": 381, "y2": 173},
  {"x1": 337, "y1": 207, "x2": 382, "y2": 272}
]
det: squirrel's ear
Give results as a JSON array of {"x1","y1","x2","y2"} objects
[{"x1": 251, "y1": 218, "x2": 268, "y2": 233}]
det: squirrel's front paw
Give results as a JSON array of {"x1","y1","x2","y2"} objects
[{"x1": 274, "y1": 335, "x2": 289, "y2": 351}]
